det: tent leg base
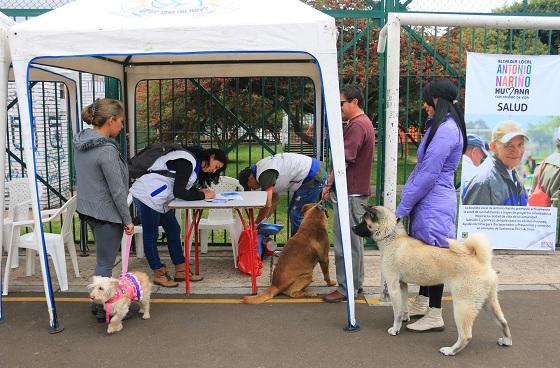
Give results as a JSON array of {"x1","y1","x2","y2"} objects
[
  {"x1": 48, "y1": 324, "x2": 64, "y2": 334},
  {"x1": 343, "y1": 323, "x2": 361, "y2": 332}
]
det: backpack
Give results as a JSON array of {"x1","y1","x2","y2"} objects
[
  {"x1": 128, "y1": 143, "x2": 185, "y2": 180},
  {"x1": 528, "y1": 161, "x2": 552, "y2": 207}
]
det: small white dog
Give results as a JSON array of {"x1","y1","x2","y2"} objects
[{"x1": 88, "y1": 271, "x2": 152, "y2": 334}]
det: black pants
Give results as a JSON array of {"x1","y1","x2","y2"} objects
[
  {"x1": 419, "y1": 284, "x2": 444, "y2": 309},
  {"x1": 81, "y1": 214, "x2": 123, "y2": 277}
]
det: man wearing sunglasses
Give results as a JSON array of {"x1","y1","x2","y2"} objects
[{"x1": 322, "y1": 84, "x2": 375, "y2": 303}]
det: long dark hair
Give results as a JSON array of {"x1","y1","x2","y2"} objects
[
  {"x1": 185, "y1": 145, "x2": 228, "y2": 187},
  {"x1": 422, "y1": 79, "x2": 467, "y2": 154}
]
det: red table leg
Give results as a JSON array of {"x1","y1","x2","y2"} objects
[
  {"x1": 193, "y1": 209, "x2": 202, "y2": 275},
  {"x1": 183, "y1": 210, "x2": 195, "y2": 295},
  {"x1": 234, "y1": 208, "x2": 259, "y2": 295},
  {"x1": 183, "y1": 209, "x2": 203, "y2": 295},
  {"x1": 183, "y1": 209, "x2": 190, "y2": 295},
  {"x1": 247, "y1": 209, "x2": 257, "y2": 295}
]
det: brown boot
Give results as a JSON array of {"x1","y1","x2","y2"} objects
[
  {"x1": 153, "y1": 267, "x2": 178, "y2": 288},
  {"x1": 174, "y1": 263, "x2": 203, "y2": 282}
]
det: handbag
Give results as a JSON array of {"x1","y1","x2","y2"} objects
[
  {"x1": 528, "y1": 161, "x2": 552, "y2": 207},
  {"x1": 236, "y1": 215, "x2": 262, "y2": 276}
]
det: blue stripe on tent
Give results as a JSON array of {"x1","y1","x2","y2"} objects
[
  {"x1": 22, "y1": 64, "x2": 60, "y2": 332},
  {"x1": 24, "y1": 49, "x2": 356, "y2": 329}
]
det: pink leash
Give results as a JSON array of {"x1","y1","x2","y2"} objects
[
  {"x1": 121, "y1": 234, "x2": 132, "y2": 278},
  {"x1": 106, "y1": 234, "x2": 133, "y2": 323}
]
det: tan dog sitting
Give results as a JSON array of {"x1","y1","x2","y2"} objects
[
  {"x1": 242, "y1": 202, "x2": 336, "y2": 304},
  {"x1": 88, "y1": 271, "x2": 152, "y2": 334}
]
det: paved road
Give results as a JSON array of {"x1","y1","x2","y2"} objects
[{"x1": 0, "y1": 290, "x2": 559, "y2": 368}]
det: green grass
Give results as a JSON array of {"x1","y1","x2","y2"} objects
[
  {"x1": 39, "y1": 144, "x2": 419, "y2": 248},
  {"x1": 214, "y1": 144, "x2": 420, "y2": 246}
]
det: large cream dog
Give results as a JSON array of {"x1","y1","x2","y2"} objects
[
  {"x1": 242, "y1": 202, "x2": 336, "y2": 304},
  {"x1": 352, "y1": 205, "x2": 512, "y2": 356}
]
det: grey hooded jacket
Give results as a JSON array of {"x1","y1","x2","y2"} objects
[{"x1": 73, "y1": 128, "x2": 132, "y2": 224}]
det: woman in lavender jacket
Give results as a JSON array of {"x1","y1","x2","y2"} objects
[{"x1": 395, "y1": 79, "x2": 467, "y2": 332}]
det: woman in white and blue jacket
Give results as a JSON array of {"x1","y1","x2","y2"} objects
[{"x1": 130, "y1": 146, "x2": 227, "y2": 287}]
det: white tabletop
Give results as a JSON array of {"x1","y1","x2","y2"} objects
[{"x1": 168, "y1": 191, "x2": 267, "y2": 210}]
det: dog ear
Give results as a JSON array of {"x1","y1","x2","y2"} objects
[
  {"x1": 302, "y1": 203, "x2": 313, "y2": 214},
  {"x1": 87, "y1": 275, "x2": 100, "y2": 290},
  {"x1": 361, "y1": 203, "x2": 376, "y2": 215}
]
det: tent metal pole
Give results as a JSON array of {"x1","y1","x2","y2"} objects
[
  {"x1": 11, "y1": 62, "x2": 63, "y2": 333},
  {"x1": 0, "y1": 52, "x2": 10, "y2": 322}
]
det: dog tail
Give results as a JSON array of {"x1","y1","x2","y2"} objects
[
  {"x1": 460, "y1": 233, "x2": 493, "y2": 266},
  {"x1": 241, "y1": 286, "x2": 280, "y2": 305}
]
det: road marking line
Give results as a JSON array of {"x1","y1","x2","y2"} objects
[{"x1": 2, "y1": 296, "x2": 371, "y2": 304}]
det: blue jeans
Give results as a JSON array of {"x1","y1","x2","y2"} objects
[
  {"x1": 288, "y1": 179, "x2": 324, "y2": 236},
  {"x1": 133, "y1": 198, "x2": 185, "y2": 270}
]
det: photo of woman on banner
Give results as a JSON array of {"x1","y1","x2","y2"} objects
[{"x1": 462, "y1": 120, "x2": 528, "y2": 206}]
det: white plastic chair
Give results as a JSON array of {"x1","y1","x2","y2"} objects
[
  {"x1": 2, "y1": 179, "x2": 43, "y2": 270},
  {"x1": 3, "y1": 195, "x2": 79, "y2": 294},
  {"x1": 198, "y1": 176, "x2": 244, "y2": 267},
  {"x1": 121, "y1": 193, "x2": 183, "y2": 259}
]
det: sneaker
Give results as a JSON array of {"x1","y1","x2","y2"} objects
[
  {"x1": 95, "y1": 305, "x2": 106, "y2": 323},
  {"x1": 122, "y1": 307, "x2": 137, "y2": 321},
  {"x1": 407, "y1": 295, "x2": 429, "y2": 318},
  {"x1": 406, "y1": 307, "x2": 445, "y2": 332},
  {"x1": 90, "y1": 302, "x2": 100, "y2": 316}
]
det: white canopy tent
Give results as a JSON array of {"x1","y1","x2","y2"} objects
[
  {"x1": 0, "y1": 11, "x2": 80, "y2": 324},
  {"x1": 6, "y1": 0, "x2": 359, "y2": 331}
]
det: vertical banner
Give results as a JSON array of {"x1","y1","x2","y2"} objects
[{"x1": 458, "y1": 52, "x2": 560, "y2": 250}]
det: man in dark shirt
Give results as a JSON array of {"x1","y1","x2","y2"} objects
[{"x1": 322, "y1": 84, "x2": 375, "y2": 303}]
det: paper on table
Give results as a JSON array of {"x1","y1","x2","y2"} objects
[{"x1": 204, "y1": 191, "x2": 243, "y2": 202}]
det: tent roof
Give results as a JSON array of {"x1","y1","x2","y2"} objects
[
  {"x1": 9, "y1": 0, "x2": 337, "y2": 69},
  {"x1": 0, "y1": 11, "x2": 14, "y2": 28}
]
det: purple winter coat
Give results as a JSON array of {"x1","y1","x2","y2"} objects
[{"x1": 395, "y1": 115, "x2": 463, "y2": 247}]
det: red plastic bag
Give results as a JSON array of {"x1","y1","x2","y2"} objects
[
  {"x1": 529, "y1": 162, "x2": 552, "y2": 207},
  {"x1": 236, "y1": 218, "x2": 262, "y2": 276},
  {"x1": 528, "y1": 187, "x2": 551, "y2": 207}
]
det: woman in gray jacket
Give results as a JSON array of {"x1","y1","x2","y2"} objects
[{"x1": 73, "y1": 98, "x2": 133, "y2": 320}]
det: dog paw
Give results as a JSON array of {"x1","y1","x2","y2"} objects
[
  {"x1": 142, "y1": 313, "x2": 151, "y2": 320},
  {"x1": 387, "y1": 327, "x2": 400, "y2": 336},
  {"x1": 439, "y1": 347, "x2": 455, "y2": 356},
  {"x1": 107, "y1": 323, "x2": 123, "y2": 334},
  {"x1": 498, "y1": 337, "x2": 512, "y2": 346}
]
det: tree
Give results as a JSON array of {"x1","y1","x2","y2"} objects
[{"x1": 496, "y1": 0, "x2": 560, "y2": 54}]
